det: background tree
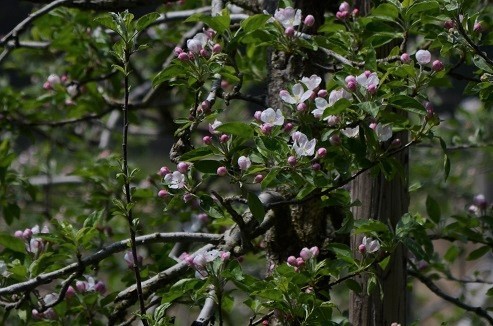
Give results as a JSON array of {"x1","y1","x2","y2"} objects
[{"x1": 1, "y1": 0, "x2": 493, "y2": 325}]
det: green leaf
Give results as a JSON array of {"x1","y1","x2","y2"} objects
[
  {"x1": 135, "y1": 12, "x2": 160, "y2": 32},
  {"x1": 0, "y1": 233, "x2": 26, "y2": 253},
  {"x1": 240, "y1": 14, "x2": 271, "y2": 32},
  {"x1": 345, "y1": 279, "x2": 362, "y2": 293},
  {"x1": 94, "y1": 15, "x2": 118, "y2": 33},
  {"x1": 261, "y1": 168, "x2": 280, "y2": 189},
  {"x1": 371, "y1": 3, "x2": 399, "y2": 19},
  {"x1": 186, "y1": 10, "x2": 231, "y2": 34},
  {"x1": 296, "y1": 184, "x2": 316, "y2": 200},
  {"x1": 357, "y1": 102, "x2": 380, "y2": 117},
  {"x1": 467, "y1": 246, "x2": 490, "y2": 261},
  {"x1": 425, "y1": 195, "x2": 441, "y2": 224},
  {"x1": 247, "y1": 192, "x2": 265, "y2": 221},
  {"x1": 180, "y1": 147, "x2": 214, "y2": 161},
  {"x1": 472, "y1": 55, "x2": 493, "y2": 74},
  {"x1": 194, "y1": 160, "x2": 222, "y2": 174},
  {"x1": 389, "y1": 95, "x2": 426, "y2": 116},
  {"x1": 3, "y1": 203, "x2": 20, "y2": 225},
  {"x1": 215, "y1": 122, "x2": 254, "y2": 138},
  {"x1": 327, "y1": 98, "x2": 351, "y2": 115},
  {"x1": 444, "y1": 245, "x2": 460, "y2": 262},
  {"x1": 153, "y1": 63, "x2": 186, "y2": 87},
  {"x1": 405, "y1": 0, "x2": 439, "y2": 17}
]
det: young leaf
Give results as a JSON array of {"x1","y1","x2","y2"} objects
[{"x1": 425, "y1": 195, "x2": 441, "y2": 224}]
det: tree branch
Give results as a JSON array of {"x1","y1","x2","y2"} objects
[
  {"x1": 409, "y1": 269, "x2": 493, "y2": 324},
  {"x1": 0, "y1": 232, "x2": 222, "y2": 296}
]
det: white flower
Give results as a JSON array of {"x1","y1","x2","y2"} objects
[
  {"x1": 280, "y1": 83, "x2": 312, "y2": 105},
  {"x1": 362, "y1": 236, "x2": 380, "y2": 253},
  {"x1": 187, "y1": 33, "x2": 209, "y2": 53},
  {"x1": 260, "y1": 108, "x2": 284, "y2": 126},
  {"x1": 341, "y1": 126, "x2": 359, "y2": 138},
  {"x1": 301, "y1": 75, "x2": 322, "y2": 91},
  {"x1": 204, "y1": 249, "x2": 221, "y2": 262},
  {"x1": 66, "y1": 84, "x2": 78, "y2": 97},
  {"x1": 164, "y1": 171, "x2": 185, "y2": 189},
  {"x1": 238, "y1": 156, "x2": 251, "y2": 170},
  {"x1": 208, "y1": 119, "x2": 222, "y2": 134},
  {"x1": 311, "y1": 89, "x2": 351, "y2": 119},
  {"x1": 274, "y1": 7, "x2": 302, "y2": 28},
  {"x1": 415, "y1": 50, "x2": 431, "y2": 65},
  {"x1": 375, "y1": 123, "x2": 392, "y2": 141},
  {"x1": 356, "y1": 72, "x2": 379, "y2": 89},
  {"x1": 292, "y1": 131, "x2": 316, "y2": 156}
]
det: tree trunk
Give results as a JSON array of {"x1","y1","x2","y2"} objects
[{"x1": 349, "y1": 2, "x2": 409, "y2": 324}]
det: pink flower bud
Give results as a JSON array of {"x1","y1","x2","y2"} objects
[
  {"x1": 369, "y1": 122, "x2": 377, "y2": 130},
  {"x1": 95, "y1": 281, "x2": 106, "y2": 294},
  {"x1": 358, "y1": 243, "x2": 366, "y2": 254},
  {"x1": 177, "y1": 162, "x2": 189, "y2": 173},
  {"x1": 158, "y1": 166, "x2": 171, "y2": 177},
  {"x1": 183, "y1": 193, "x2": 194, "y2": 203},
  {"x1": 220, "y1": 251, "x2": 231, "y2": 261},
  {"x1": 283, "y1": 122, "x2": 294, "y2": 132},
  {"x1": 304, "y1": 15, "x2": 315, "y2": 27},
  {"x1": 285, "y1": 26, "x2": 295, "y2": 37},
  {"x1": 47, "y1": 74, "x2": 61, "y2": 86},
  {"x1": 287, "y1": 256, "x2": 297, "y2": 266},
  {"x1": 432, "y1": 60, "x2": 444, "y2": 72},
  {"x1": 317, "y1": 89, "x2": 328, "y2": 97},
  {"x1": 66, "y1": 286, "x2": 76, "y2": 299},
  {"x1": 444, "y1": 20, "x2": 455, "y2": 29},
  {"x1": 199, "y1": 48, "x2": 209, "y2": 58},
  {"x1": 254, "y1": 110, "x2": 262, "y2": 121},
  {"x1": 201, "y1": 100, "x2": 211, "y2": 111},
  {"x1": 76, "y1": 280, "x2": 87, "y2": 292},
  {"x1": 288, "y1": 156, "x2": 297, "y2": 167},
  {"x1": 32, "y1": 309, "x2": 43, "y2": 320},
  {"x1": 316, "y1": 147, "x2": 327, "y2": 158},
  {"x1": 158, "y1": 189, "x2": 168, "y2": 198},
  {"x1": 14, "y1": 230, "x2": 24, "y2": 239},
  {"x1": 262, "y1": 320, "x2": 269, "y2": 326},
  {"x1": 254, "y1": 174, "x2": 264, "y2": 183},
  {"x1": 197, "y1": 213, "x2": 209, "y2": 223},
  {"x1": 43, "y1": 81, "x2": 52, "y2": 90},
  {"x1": 326, "y1": 115, "x2": 340, "y2": 127},
  {"x1": 311, "y1": 163, "x2": 321, "y2": 171},
  {"x1": 347, "y1": 81, "x2": 357, "y2": 91},
  {"x1": 339, "y1": 1, "x2": 351, "y2": 12},
  {"x1": 279, "y1": 90, "x2": 290, "y2": 99},
  {"x1": 352, "y1": 8, "x2": 359, "y2": 16},
  {"x1": 217, "y1": 166, "x2": 228, "y2": 176},
  {"x1": 329, "y1": 134, "x2": 341, "y2": 146},
  {"x1": 188, "y1": 51, "x2": 195, "y2": 60},
  {"x1": 391, "y1": 138, "x2": 401, "y2": 148},
  {"x1": 367, "y1": 84, "x2": 377, "y2": 94},
  {"x1": 212, "y1": 43, "x2": 222, "y2": 53},
  {"x1": 220, "y1": 134, "x2": 230, "y2": 143},
  {"x1": 345, "y1": 75, "x2": 356, "y2": 84},
  {"x1": 310, "y1": 246, "x2": 319, "y2": 257},
  {"x1": 364, "y1": 70, "x2": 372, "y2": 78},
  {"x1": 238, "y1": 156, "x2": 251, "y2": 170},
  {"x1": 23, "y1": 228, "x2": 33, "y2": 239},
  {"x1": 221, "y1": 80, "x2": 230, "y2": 89},
  {"x1": 174, "y1": 47, "x2": 183, "y2": 56},
  {"x1": 178, "y1": 52, "x2": 189, "y2": 61},
  {"x1": 261, "y1": 123, "x2": 273, "y2": 134},
  {"x1": 296, "y1": 257, "x2": 305, "y2": 267},
  {"x1": 474, "y1": 194, "x2": 488, "y2": 210},
  {"x1": 474, "y1": 22, "x2": 483, "y2": 33},
  {"x1": 299, "y1": 247, "x2": 313, "y2": 261},
  {"x1": 44, "y1": 308, "x2": 57, "y2": 320},
  {"x1": 203, "y1": 135, "x2": 212, "y2": 145},
  {"x1": 297, "y1": 103, "x2": 307, "y2": 112},
  {"x1": 400, "y1": 53, "x2": 411, "y2": 63}
]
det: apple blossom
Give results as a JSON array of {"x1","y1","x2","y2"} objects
[
  {"x1": 274, "y1": 7, "x2": 302, "y2": 28},
  {"x1": 341, "y1": 126, "x2": 359, "y2": 138},
  {"x1": 299, "y1": 247, "x2": 313, "y2": 261},
  {"x1": 292, "y1": 131, "x2": 316, "y2": 156},
  {"x1": 158, "y1": 166, "x2": 171, "y2": 176},
  {"x1": 375, "y1": 123, "x2": 392, "y2": 142},
  {"x1": 187, "y1": 33, "x2": 208, "y2": 53},
  {"x1": 203, "y1": 135, "x2": 212, "y2": 145},
  {"x1": 362, "y1": 236, "x2": 380, "y2": 253},
  {"x1": 356, "y1": 71, "x2": 379, "y2": 93},
  {"x1": 284, "y1": 26, "x2": 295, "y2": 37},
  {"x1": 400, "y1": 53, "x2": 411, "y2": 63},
  {"x1": 317, "y1": 147, "x2": 327, "y2": 158},
  {"x1": 326, "y1": 115, "x2": 340, "y2": 127},
  {"x1": 208, "y1": 119, "x2": 222, "y2": 134},
  {"x1": 260, "y1": 108, "x2": 285, "y2": 126},
  {"x1": 164, "y1": 171, "x2": 186, "y2": 189},
  {"x1": 287, "y1": 256, "x2": 297, "y2": 266},
  {"x1": 217, "y1": 166, "x2": 227, "y2": 176},
  {"x1": 177, "y1": 162, "x2": 189, "y2": 173},
  {"x1": 158, "y1": 189, "x2": 168, "y2": 198},
  {"x1": 220, "y1": 134, "x2": 230, "y2": 143},
  {"x1": 279, "y1": 83, "x2": 312, "y2": 106},
  {"x1": 301, "y1": 74, "x2": 322, "y2": 91},
  {"x1": 415, "y1": 50, "x2": 431, "y2": 65},
  {"x1": 317, "y1": 89, "x2": 328, "y2": 97}
]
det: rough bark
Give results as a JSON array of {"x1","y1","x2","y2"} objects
[{"x1": 263, "y1": 0, "x2": 334, "y2": 266}]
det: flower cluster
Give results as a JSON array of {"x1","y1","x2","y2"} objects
[
  {"x1": 286, "y1": 246, "x2": 319, "y2": 271},
  {"x1": 75, "y1": 275, "x2": 106, "y2": 294},
  {"x1": 14, "y1": 224, "x2": 49, "y2": 256},
  {"x1": 468, "y1": 193, "x2": 489, "y2": 216},
  {"x1": 336, "y1": 2, "x2": 358, "y2": 20},
  {"x1": 401, "y1": 50, "x2": 444, "y2": 72},
  {"x1": 358, "y1": 236, "x2": 381, "y2": 254},
  {"x1": 175, "y1": 28, "x2": 221, "y2": 61},
  {"x1": 180, "y1": 249, "x2": 231, "y2": 278}
]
